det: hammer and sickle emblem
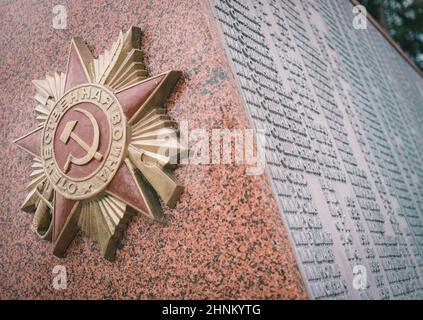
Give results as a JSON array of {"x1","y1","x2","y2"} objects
[{"x1": 59, "y1": 108, "x2": 103, "y2": 172}]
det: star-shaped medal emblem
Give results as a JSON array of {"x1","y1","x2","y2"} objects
[{"x1": 14, "y1": 27, "x2": 185, "y2": 261}]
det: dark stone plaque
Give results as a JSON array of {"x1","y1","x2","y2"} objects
[{"x1": 209, "y1": 0, "x2": 423, "y2": 299}]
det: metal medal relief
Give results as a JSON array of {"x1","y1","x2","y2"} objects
[{"x1": 15, "y1": 27, "x2": 185, "y2": 261}]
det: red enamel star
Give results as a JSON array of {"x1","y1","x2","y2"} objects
[{"x1": 15, "y1": 27, "x2": 184, "y2": 260}]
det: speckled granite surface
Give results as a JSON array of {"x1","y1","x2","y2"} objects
[{"x1": 0, "y1": 0, "x2": 307, "y2": 299}]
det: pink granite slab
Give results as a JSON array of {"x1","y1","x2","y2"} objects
[{"x1": 0, "y1": 0, "x2": 307, "y2": 299}]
